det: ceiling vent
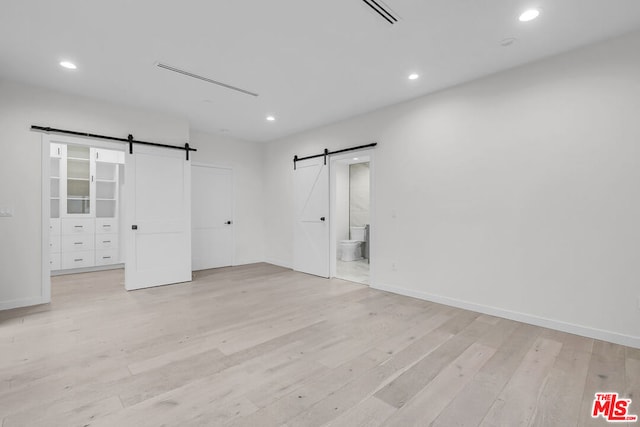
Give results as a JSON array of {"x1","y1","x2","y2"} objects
[
  {"x1": 156, "y1": 62, "x2": 259, "y2": 97},
  {"x1": 361, "y1": 0, "x2": 399, "y2": 24}
]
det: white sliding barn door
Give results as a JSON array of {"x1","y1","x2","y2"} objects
[
  {"x1": 125, "y1": 145, "x2": 191, "y2": 290},
  {"x1": 293, "y1": 157, "x2": 329, "y2": 278},
  {"x1": 191, "y1": 165, "x2": 233, "y2": 271}
]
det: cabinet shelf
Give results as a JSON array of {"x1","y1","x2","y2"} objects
[{"x1": 67, "y1": 157, "x2": 90, "y2": 162}]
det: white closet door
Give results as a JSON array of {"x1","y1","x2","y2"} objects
[
  {"x1": 125, "y1": 145, "x2": 191, "y2": 290},
  {"x1": 191, "y1": 165, "x2": 233, "y2": 271},
  {"x1": 293, "y1": 157, "x2": 329, "y2": 278}
]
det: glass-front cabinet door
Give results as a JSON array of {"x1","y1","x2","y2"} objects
[{"x1": 65, "y1": 144, "x2": 93, "y2": 215}]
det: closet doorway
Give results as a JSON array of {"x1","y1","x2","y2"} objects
[
  {"x1": 41, "y1": 133, "x2": 193, "y2": 298},
  {"x1": 46, "y1": 136, "x2": 126, "y2": 280}
]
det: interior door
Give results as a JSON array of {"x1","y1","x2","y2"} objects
[
  {"x1": 191, "y1": 165, "x2": 233, "y2": 271},
  {"x1": 293, "y1": 157, "x2": 329, "y2": 277},
  {"x1": 125, "y1": 145, "x2": 191, "y2": 290}
]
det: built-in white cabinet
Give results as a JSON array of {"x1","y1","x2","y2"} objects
[
  {"x1": 50, "y1": 144, "x2": 64, "y2": 220},
  {"x1": 50, "y1": 143, "x2": 123, "y2": 272},
  {"x1": 95, "y1": 218, "x2": 119, "y2": 266},
  {"x1": 95, "y1": 151, "x2": 121, "y2": 219},
  {"x1": 49, "y1": 218, "x2": 61, "y2": 270}
]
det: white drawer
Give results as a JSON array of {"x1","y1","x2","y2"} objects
[
  {"x1": 95, "y1": 219, "x2": 118, "y2": 234},
  {"x1": 95, "y1": 234, "x2": 119, "y2": 250},
  {"x1": 62, "y1": 234, "x2": 95, "y2": 252},
  {"x1": 50, "y1": 235, "x2": 61, "y2": 253},
  {"x1": 95, "y1": 249, "x2": 119, "y2": 266},
  {"x1": 62, "y1": 251, "x2": 95, "y2": 269},
  {"x1": 62, "y1": 218, "x2": 95, "y2": 235},
  {"x1": 50, "y1": 252, "x2": 61, "y2": 270},
  {"x1": 95, "y1": 148, "x2": 124, "y2": 164},
  {"x1": 49, "y1": 219, "x2": 61, "y2": 236}
]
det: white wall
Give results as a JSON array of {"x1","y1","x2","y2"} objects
[
  {"x1": 189, "y1": 130, "x2": 265, "y2": 265},
  {"x1": 0, "y1": 80, "x2": 189, "y2": 309},
  {"x1": 263, "y1": 31, "x2": 640, "y2": 347}
]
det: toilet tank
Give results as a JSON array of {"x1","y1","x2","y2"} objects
[{"x1": 350, "y1": 226, "x2": 366, "y2": 241}]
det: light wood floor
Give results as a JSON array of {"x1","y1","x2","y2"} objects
[{"x1": 1, "y1": 263, "x2": 638, "y2": 426}]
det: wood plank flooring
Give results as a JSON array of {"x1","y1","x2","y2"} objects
[{"x1": 0, "y1": 263, "x2": 637, "y2": 426}]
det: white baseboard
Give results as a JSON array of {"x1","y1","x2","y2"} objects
[
  {"x1": 51, "y1": 264, "x2": 124, "y2": 276},
  {"x1": 0, "y1": 296, "x2": 50, "y2": 311},
  {"x1": 232, "y1": 259, "x2": 267, "y2": 267},
  {"x1": 372, "y1": 282, "x2": 640, "y2": 349},
  {"x1": 264, "y1": 257, "x2": 292, "y2": 270}
]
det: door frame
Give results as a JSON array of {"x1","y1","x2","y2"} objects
[
  {"x1": 191, "y1": 162, "x2": 236, "y2": 269},
  {"x1": 41, "y1": 134, "x2": 125, "y2": 301},
  {"x1": 329, "y1": 148, "x2": 376, "y2": 286}
]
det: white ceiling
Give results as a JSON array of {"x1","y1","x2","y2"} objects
[{"x1": 2, "y1": 1, "x2": 640, "y2": 142}]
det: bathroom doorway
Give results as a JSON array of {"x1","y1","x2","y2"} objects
[{"x1": 330, "y1": 150, "x2": 374, "y2": 285}]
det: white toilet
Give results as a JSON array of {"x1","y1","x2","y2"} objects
[{"x1": 339, "y1": 226, "x2": 366, "y2": 262}]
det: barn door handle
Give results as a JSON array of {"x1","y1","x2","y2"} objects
[{"x1": 320, "y1": 217, "x2": 326, "y2": 222}]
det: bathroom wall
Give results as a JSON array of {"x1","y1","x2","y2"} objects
[
  {"x1": 335, "y1": 162, "x2": 350, "y2": 251},
  {"x1": 349, "y1": 162, "x2": 370, "y2": 229}
]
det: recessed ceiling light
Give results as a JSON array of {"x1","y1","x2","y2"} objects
[
  {"x1": 59, "y1": 61, "x2": 77, "y2": 70},
  {"x1": 408, "y1": 73, "x2": 419, "y2": 80},
  {"x1": 266, "y1": 115, "x2": 276, "y2": 122},
  {"x1": 353, "y1": 157, "x2": 359, "y2": 161},
  {"x1": 519, "y1": 9, "x2": 540, "y2": 22}
]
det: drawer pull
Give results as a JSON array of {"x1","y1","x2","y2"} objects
[
  {"x1": 103, "y1": 256, "x2": 111, "y2": 259},
  {"x1": 103, "y1": 240, "x2": 111, "y2": 243},
  {"x1": 103, "y1": 225, "x2": 111, "y2": 228},
  {"x1": 74, "y1": 225, "x2": 83, "y2": 228},
  {"x1": 74, "y1": 258, "x2": 83, "y2": 262},
  {"x1": 74, "y1": 242, "x2": 83, "y2": 245}
]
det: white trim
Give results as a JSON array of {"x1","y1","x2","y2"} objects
[
  {"x1": 39, "y1": 132, "x2": 128, "y2": 151},
  {"x1": 265, "y1": 258, "x2": 293, "y2": 269},
  {"x1": 329, "y1": 148, "x2": 376, "y2": 287},
  {"x1": 41, "y1": 136, "x2": 51, "y2": 304},
  {"x1": 232, "y1": 259, "x2": 265, "y2": 267},
  {"x1": 0, "y1": 297, "x2": 49, "y2": 311},
  {"x1": 372, "y1": 282, "x2": 640, "y2": 349},
  {"x1": 51, "y1": 264, "x2": 124, "y2": 276}
]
